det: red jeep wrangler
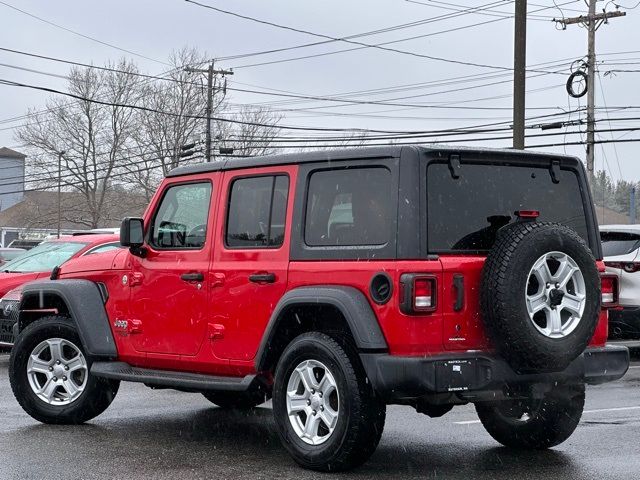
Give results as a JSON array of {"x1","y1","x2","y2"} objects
[{"x1": 9, "y1": 147, "x2": 629, "y2": 471}]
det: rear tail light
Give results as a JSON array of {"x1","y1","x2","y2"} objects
[
  {"x1": 400, "y1": 274, "x2": 437, "y2": 314},
  {"x1": 600, "y1": 273, "x2": 619, "y2": 307},
  {"x1": 605, "y1": 261, "x2": 640, "y2": 273},
  {"x1": 414, "y1": 278, "x2": 434, "y2": 309}
]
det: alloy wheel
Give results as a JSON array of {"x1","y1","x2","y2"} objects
[
  {"x1": 286, "y1": 359, "x2": 340, "y2": 445},
  {"x1": 525, "y1": 251, "x2": 587, "y2": 339},
  {"x1": 26, "y1": 338, "x2": 88, "y2": 406}
]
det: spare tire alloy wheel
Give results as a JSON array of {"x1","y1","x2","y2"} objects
[
  {"x1": 27, "y1": 338, "x2": 88, "y2": 405},
  {"x1": 286, "y1": 359, "x2": 340, "y2": 445},
  {"x1": 526, "y1": 251, "x2": 586, "y2": 338}
]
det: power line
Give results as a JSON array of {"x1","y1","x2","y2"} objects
[
  {"x1": 218, "y1": 0, "x2": 513, "y2": 62},
  {"x1": 0, "y1": 70, "x2": 571, "y2": 126},
  {"x1": 529, "y1": 137, "x2": 640, "y2": 149},
  {"x1": 0, "y1": 48, "x2": 570, "y2": 135},
  {"x1": 3, "y1": 125, "x2": 640, "y2": 197},
  {"x1": 217, "y1": 0, "x2": 581, "y2": 70},
  {"x1": 0, "y1": 1, "x2": 170, "y2": 66},
  {"x1": 406, "y1": 0, "x2": 557, "y2": 21},
  {"x1": 184, "y1": 0, "x2": 556, "y2": 73},
  {"x1": 0, "y1": 56, "x2": 566, "y2": 111},
  {"x1": 1, "y1": 46, "x2": 627, "y2": 130},
  {"x1": 597, "y1": 70, "x2": 623, "y2": 179}
]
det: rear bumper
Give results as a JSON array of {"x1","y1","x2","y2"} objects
[
  {"x1": 360, "y1": 345, "x2": 629, "y2": 402},
  {"x1": 609, "y1": 306, "x2": 640, "y2": 339}
]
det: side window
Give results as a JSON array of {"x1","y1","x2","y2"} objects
[
  {"x1": 150, "y1": 182, "x2": 212, "y2": 249},
  {"x1": 226, "y1": 175, "x2": 289, "y2": 248},
  {"x1": 305, "y1": 168, "x2": 391, "y2": 246}
]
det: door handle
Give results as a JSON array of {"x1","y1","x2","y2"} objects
[
  {"x1": 249, "y1": 272, "x2": 276, "y2": 284},
  {"x1": 181, "y1": 272, "x2": 204, "y2": 282}
]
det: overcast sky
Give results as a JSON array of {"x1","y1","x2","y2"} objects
[{"x1": 1, "y1": 0, "x2": 639, "y2": 181}]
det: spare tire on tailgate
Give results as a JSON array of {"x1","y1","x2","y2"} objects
[{"x1": 481, "y1": 221, "x2": 600, "y2": 373}]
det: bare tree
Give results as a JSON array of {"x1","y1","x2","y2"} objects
[
  {"x1": 294, "y1": 130, "x2": 372, "y2": 152},
  {"x1": 17, "y1": 60, "x2": 142, "y2": 228},
  {"x1": 125, "y1": 47, "x2": 214, "y2": 200},
  {"x1": 216, "y1": 105, "x2": 283, "y2": 158},
  {"x1": 17, "y1": 47, "x2": 285, "y2": 225}
]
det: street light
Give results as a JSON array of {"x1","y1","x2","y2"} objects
[{"x1": 57, "y1": 150, "x2": 66, "y2": 239}]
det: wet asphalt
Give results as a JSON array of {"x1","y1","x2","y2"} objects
[{"x1": 0, "y1": 352, "x2": 639, "y2": 480}]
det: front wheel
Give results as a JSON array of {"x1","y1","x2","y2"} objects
[
  {"x1": 9, "y1": 317, "x2": 119, "y2": 424},
  {"x1": 475, "y1": 384, "x2": 585, "y2": 449},
  {"x1": 272, "y1": 332, "x2": 386, "y2": 472}
]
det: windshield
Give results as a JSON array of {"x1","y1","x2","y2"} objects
[
  {"x1": 1, "y1": 241, "x2": 87, "y2": 273},
  {"x1": 601, "y1": 231, "x2": 640, "y2": 257}
]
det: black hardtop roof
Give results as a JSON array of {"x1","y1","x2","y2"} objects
[{"x1": 167, "y1": 145, "x2": 581, "y2": 178}]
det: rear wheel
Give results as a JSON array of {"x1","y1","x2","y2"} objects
[
  {"x1": 475, "y1": 384, "x2": 585, "y2": 449},
  {"x1": 272, "y1": 332, "x2": 385, "y2": 472},
  {"x1": 202, "y1": 390, "x2": 267, "y2": 409},
  {"x1": 9, "y1": 317, "x2": 119, "y2": 424}
]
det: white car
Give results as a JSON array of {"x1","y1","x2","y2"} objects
[{"x1": 600, "y1": 225, "x2": 640, "y2": 339}]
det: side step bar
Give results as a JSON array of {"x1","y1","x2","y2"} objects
[{"x1": 91, "y1": 361, "x2": 256, "y2": 392}]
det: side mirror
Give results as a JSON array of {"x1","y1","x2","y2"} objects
[{"x1": 120, "y1": 217, "x2": 144, "y2": 248}]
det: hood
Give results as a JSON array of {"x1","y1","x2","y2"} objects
[
  {"x1": 59, "y1": 248, "x2": 129, "y2": 276},
  {"x1": 0, "y1": 271, "x2": 45, "y2": 298}
]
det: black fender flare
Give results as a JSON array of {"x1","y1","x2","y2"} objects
[
  {"x1": 19, "y1": 279, "x2": 117, "y2": 358},
  {"x1": 255, "y1": 286, "x2": 388, "y2": 372}
]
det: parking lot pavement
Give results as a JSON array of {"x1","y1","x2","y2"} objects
[{"x1": 1, "y1": 353, "x2": 639, "y2": 480}]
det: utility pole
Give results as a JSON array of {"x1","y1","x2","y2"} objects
[
  {"x1": 555, "y1": 3, "x2": 625, "y2": 184},
  {"x1": 185, "y1": 61, "x2": 233, "y2": 162},
  {"x1": 57, "y1": 150, "x2": 65, "y2": 239},
  {"x1": 513, "y1": 0, "x2": 527, "y2": 150}
]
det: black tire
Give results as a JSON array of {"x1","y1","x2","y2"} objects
[
  {"x1": 9, "y1": 316, "x2": 119, "y2": 424},
  {"x1": 202, "y1": 390, "x2": 267, "y2": 409},
  {"x1": 476, "y1": 383, "x2": 585, "y2": 449},
  {"x1": 273, "y1": 332, "x2": 385, "y2": 472},
  {"x1": 481, "y1": 222, "x2": 600, "y2": 372}
]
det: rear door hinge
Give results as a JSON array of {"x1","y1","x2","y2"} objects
[
  {"x1": 448, "y1": 154, "x2": 461, "y2": 179},
  {"x1": 549, "y1": 159, "x2": 561, "y2": 184}
]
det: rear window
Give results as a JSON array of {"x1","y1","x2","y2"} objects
[
  {"x1": 427, "y1": 163, "x2": 589, "y2": 252},
  {"x1": 305, "y1": 167, "x2": 391, "y2": 246},
  {"x1": 600, "y1": 231, "x2": 640, "y2": 256}
]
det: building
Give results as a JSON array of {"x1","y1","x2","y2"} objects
[
  {"x1": 0, "y1": 147, "x2": 148, "y2": 246},
  {"x1": 0, "y1": 191, "x2": 146, "y2": 247},
  {"x1": 0, "y1": 147, "x2": 25, "y2": 212}
]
